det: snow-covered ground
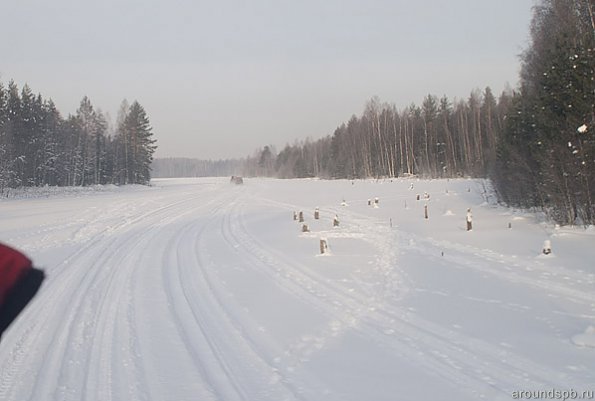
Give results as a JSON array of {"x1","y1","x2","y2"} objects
[{"x1": 0, "y1": 177, "x2": 593, "y2": 401}]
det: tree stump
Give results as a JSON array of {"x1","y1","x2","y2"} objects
[
  {"x1": 333, "y1": 215, "x2": 340, "y2": 227},
  {"x1": 542, "y1": 240, "x2": 552, "y2": 255},
  {"x1": 302, "y1": 224, "x2": 310, "y2": 233},
  {"x1": 424, "y1": 204, "x2": 428, "y2": 219},
  {"x1": 416, "y1": 194, "x2": 420, "y2": 201},
  {"x1": 314, "y1": 208, "x2": 320, "y2": 220},
  {"x1": 367, "y1": 199, "x2": 371, "y2": 206},
  {"x1": 320, "y1": 239, "x2": 328, "y2": 254},
  {"x1": 466, "y1": 208, "x2": 473, "y2": 231},
  {"x1": 293, "y1": 211, "x2": 298, "y2": 221},
  {"x1": 299, "y1": 211, "x2": 304, "y2": 223}
]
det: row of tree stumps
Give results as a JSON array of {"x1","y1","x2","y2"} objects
[
  {"x1": 293, "y1": 208, "x2": 340, "y2": 254},
  {"x1": 414, "y1": 190, "x2": 474, "y2": 230},
  {"x1": 414, "y1": 190, "x2": 553, "y2": 256},
  {"x1": 292, "y1": 186, "x2": 554, "y2": 257}
]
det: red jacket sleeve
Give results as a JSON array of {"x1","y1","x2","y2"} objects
[{"x1": 0, "y1": 244, "x2": 33, "y2": 306}]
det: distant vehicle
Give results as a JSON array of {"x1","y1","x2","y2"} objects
[{"x1": 230, "y1": 176, "x2": 243, "y2": 185}]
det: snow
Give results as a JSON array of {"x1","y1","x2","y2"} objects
[
  {"x1": 572, "y1": 327, "x2": 595, "y2": 348},
  {"x1": 1, "y1": 177, "x2": 594, "y2": 401}
]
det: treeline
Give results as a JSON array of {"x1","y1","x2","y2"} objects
[
  {"x1": 247, "y1": 89, "x2": 508, "y2": 180},
  {"x1": 247, "y1": 0, "x2": 595, "y2": 225},
  {"x1": 493, "y1": 0, "x2": 595, "y2": 225},
  {"x1": 151, "y1": 157, "x2": 243, "y2": 178},
  {"x1": 0, "y1": 80, "x2": 156, "y2": 194}
]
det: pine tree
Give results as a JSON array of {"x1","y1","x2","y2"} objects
[
  {"x1": 5, "y1": 81, "x2": 23, "y2": 187},
  {"x1": 120, "y1": 101, "x2": 156, "y2": 185},
  {"x1": 0, "y1": 81, "x2": 8, "y2": 193},
  {"x1": 37, "y1": 100, "x2": 63, "y2": 186},
  {"x1": 495, "y1": 0, "x2": 595, "y2": 224},
  {"x1": 0, "y1": 80, "x2": 158, "y2": 189}
]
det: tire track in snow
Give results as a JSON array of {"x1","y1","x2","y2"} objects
[
  {"x1": 160, "y1": 199, "x2": 242, "y2": 401},
  {"x1": 0, "y1": 187, "x2": 223, "y2": 401},
  {"x1": 223, "y1": 200, "x2": 493, "y2": 398},
  {"x1": 399, "y1": 231, "x2": 595, "y2": 306},
  {"x1": 79, "y1": 189, "x2": 228, "y2": 401},
  {"x1": 198, "y1": 205, "x2": 322, "y2": 400},
  {"x1": 161, "y1": 189, "x2": 308, "y2": 401},
  {"x1": 36, "y1": 192, "x2": 214, "y2": 401},
  {"x1": 224, "y1": 197, "x2": 584, "y2": 399},
  {"x1": 318, "y1": 205, "x2": 591, "y2": 392}
]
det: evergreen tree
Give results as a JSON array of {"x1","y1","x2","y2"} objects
[
  {"x1": 5, "y1": 81, "x2": 23, "y2": 187},
  {"x1": 37, "y1": 100, "x2": 63, "y2": 186},
  {"x1": 0, "y1": 82, "x2": 8, "y2": 192},
  {"x1": 0, "y1": 80, "x2": 158, "y2": 190},
  {"x1": 495, "y1": 0, "x2": 595, "y2": 224},
  {"x1": 119, "y1": 101, "x2": 156, "y2": 185}
]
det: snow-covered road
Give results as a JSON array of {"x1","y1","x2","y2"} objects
[{"x1": 1, "y1": 178, "x2": 593, "y2": 401}]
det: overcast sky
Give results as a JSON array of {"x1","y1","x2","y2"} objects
[{"x1": 1, "y1": 0, "x2": 533, "y2": 160}]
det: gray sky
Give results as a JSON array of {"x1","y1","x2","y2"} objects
[{"x1": 1, "y1": 0, "x2": 533, "y2": 160}]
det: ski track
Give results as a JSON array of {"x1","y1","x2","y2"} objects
[
  {"x1": 0, "y1": 185, "x2": 230, "y2": 401},
  {"x1": 156, "y1": 187, "x2": 312, "y2": 401},
  {"x1": 1, "y1": 179, "x2": 593, "y2": 401},
  {"x1": 399, "y1": 231, "x2": 595, "y2": 306},
  {"x1": 229, "y1": 196, "x2": 588, "y2": 399}
]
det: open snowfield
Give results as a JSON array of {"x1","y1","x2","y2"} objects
[{"x1": 1, "y1": 177, "x2": 594, "y2": 401}]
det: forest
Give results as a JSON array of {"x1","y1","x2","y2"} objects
[
  {"x1": 0, "y1": 84, "x2": 156, "y2": 193},
  {"x1": 2, "y1": 0, "x2": 594, "y2": 225},
  {"x1": 241, "y1": 0, "x2": 595, "y2": 225}
]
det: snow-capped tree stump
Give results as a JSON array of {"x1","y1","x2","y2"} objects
[
  {"x1": 368, "y1": 199, "x2": 372, "y2": 206},
  {"x1": 320, "y1": 239, "x2": 328, "y2": 254},
  {"x1": 333, "y1": 215, "x2": 340, "y2": 227},
  {"x1": 299, "y1": 211, "x2": 304, "y2": 223},
  {"x1": 302, "y1": 224, "x2": 310, "y2": 233},
  {"x1": 374, "y1": 197, "x2": 379, "y2": 205},
  {"x1": 424, "y1": 204, "x2": 428, "y2": 219},
  {"x1": 416, "y1": 194, "x2": 420, "y2": 201},
  {"x1": 466, "y1": 208, "x2": 473, "y2": 231},
  {"x1": 314, "y1": 208, "x2": 320, "y2": 220},
  {"x1": 293, "y1": 211, "x2": 298, "y2": 221},
  {"x1": 542, "y1": 240, "x2": 552, "y2": 255}
]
